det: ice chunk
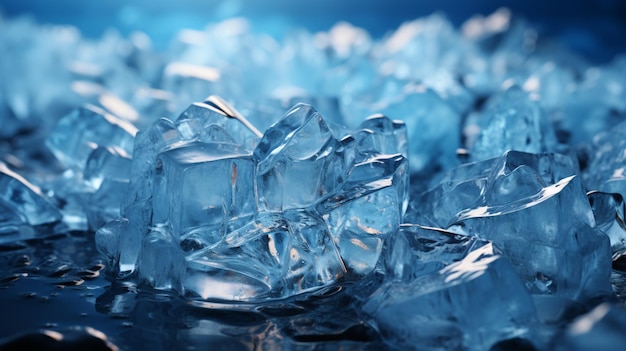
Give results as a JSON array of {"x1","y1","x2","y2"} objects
[
  {"x1": 378, "y1": 87, "x2": 460, "y2": 175},
  {"x1": 354, "y1": 114, "x2": 408, "y2": 160},
  {"x1": 96, "y1": 217, "x2": 139, "y2": 278},
  {"x1": 254, "y1": 103, "x2": 343, "y2": 211},
  {"x1": 363, "y1": 234, "x2": 538, "y2": 351},
  {"x1": 176, "y1": 95, "x2": 262, "y2": 150},
  {"x1": 413, "y1": 151, "x2": 612, "y2": 301},
  {"x1": 184, "y1": 210, "x2": 345, "y2": 301},
  {"x1": 588, "y1": 191, "x2": 626, "y2": 253},
  {"x1": 137, "y1": 224, "x2": 186, "y2": 291},
  {"x1": 96, "y1": 98, "x2": 409, "y2": 300},
  {"x1": 152, "y1": 141, "x2": 256, "y2": 237},
  {"x1": 555, "y1": 303, "x2": 626, "y2": 351},
  {"x1": 583, "y1": 120, "x2": 626, "y2": 198},
  {"x1": 0, "y1": 162, "x2": 62, "y2": 238},
  {"x1": 46, "y1": 104, "x2": 137, "y2": 169},
  {"x1": 468, "y1": 86, "x2": 556, "y2": 161},
  {"x1": 83, "y1": 146, "x2": 132, "y2": 230},
  {"x1": 320, "y1": 153, "x2": 408, "y2": 276},
  {"x1": 384, "y1": 225, "x2": 489, "y2": 280}
]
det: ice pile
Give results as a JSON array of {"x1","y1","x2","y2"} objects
[
  {"x1": 94, "y1": 96, "x2": 408, "y2": 301},
  {"x1": 2, "y1": 7, "x2": 626, "y2": 350}
]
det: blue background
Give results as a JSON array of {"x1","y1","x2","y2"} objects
[{"x1": 1, "y1": 0, "x2": 626, "y2": 62}]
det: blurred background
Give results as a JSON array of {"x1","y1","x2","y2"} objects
[{"x1": 2, "y1": 0, "x2": 626, "y2": 62}]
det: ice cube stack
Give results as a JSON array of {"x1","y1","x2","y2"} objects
[{"x1": 2, "y1": 8, "x2": 626, "y2": 350}]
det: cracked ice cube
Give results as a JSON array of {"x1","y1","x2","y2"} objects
[{"x1": 467, "y1": 86, "x2": 556, "y2": 161}]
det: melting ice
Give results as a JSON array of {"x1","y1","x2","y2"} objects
[{"x1": 1, "y1": 7, "x2": 626, "y2": 351}]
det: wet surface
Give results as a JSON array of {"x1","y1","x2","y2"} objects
[{"x1": 0, "y1": 232, "x2": 383, "y2": 350}]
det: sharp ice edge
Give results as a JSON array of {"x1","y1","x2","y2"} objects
[{"x1": 1, "y1": 8, "x2": 626, "y2": 350}]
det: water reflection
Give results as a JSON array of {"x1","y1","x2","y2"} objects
[{"x1": 0, "y1": 230, "x2": 380, "y2": 350}]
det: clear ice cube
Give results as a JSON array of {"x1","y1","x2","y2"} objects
[
  {"x1": 46, "y1": 104, "x2": 137, "y2": 170},
  {"x1": 184, "y1": 210, "x2": 345, "y2": 301},
  {"x1": 413, "y1": 151, "x2": 613, "y2": 301},
  {"x1": 152, "y1": 141, "x2": 255, "y2": 238},
  {"x1": 363, "y1": 231, "x2": 538, "y2": 351},
  {"x1": 254, "y1": 103, "x2": 343, "y2": 211},
  {"x1": 0, "y1": 162, "x2": 62, "y2": 238}
]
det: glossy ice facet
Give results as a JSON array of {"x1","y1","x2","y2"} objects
[
  {"x1": 0, "y1": 162, "x2": 62, "y2": 239},
  {"x1": 46, "y1": 105, "x2": 137, "y2": 169},
  {"x1": 412, "y1": 151, "x2": 612, "y2": 301},
  {"x1": 364, "y1": 228, "x2": 538, "y2": 351},
  {"x1": 254, "y1": 103, "x2": 343, "y2": 211}
]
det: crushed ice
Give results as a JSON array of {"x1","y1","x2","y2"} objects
[{"x1": 1, "y1": 8, "x2": 626, "y2": 350}]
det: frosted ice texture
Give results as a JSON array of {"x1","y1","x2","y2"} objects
[{"x1": 96, "y1": 98, "x2": 409, "y2": 301}]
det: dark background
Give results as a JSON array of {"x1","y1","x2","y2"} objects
[{"x1": 1, "y1": 0, "x2": 626, "y2": 62}]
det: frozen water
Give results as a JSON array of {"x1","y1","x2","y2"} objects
[
  {"x1": 184, "y1": 210, "x2": 345, "y2": 301},
  {"x1": 583, "y1": 120, "x2": 626, "y2": 198},
  {"x1": 0, "y1": 162, "x2": 62, "y2": 239},
  {"x1": 2, "y1": 7, "x2": 626, "y2": 350},
  {"x1": 153, "y1": 141, "x2": 256, "y2": 236},
  {"x1": 588, "y1": 191, "x2": 626, "y2": 253},
  {"x1": 83, "y1": 146, "x2": 132, "y2": 230},
  {"x1": 96, "y1": 98, "x2": 408, "y2": 300},
  {"x1": 412, "y1": 151, "x2": 613, "y2": 301},
  {"x1": 254, "y1": 103, "x2": 343, "y2": 211},
  {"x1": 466, "y1": 86, "x2": 556, "y2": 161},
  {"x1": 555, "y1": 303, "x2": 626, "y2": 351},
  {"x1": 363, "y1": 225, "x2": 538, "y2": 351},
  {"x1": 46, "y1": 104, "x2": 137, "y2": 170}
]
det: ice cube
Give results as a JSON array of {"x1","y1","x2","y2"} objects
[
  {"x1": 152, "y1": 141, "x2": 255, "y2": 238},
  {"x1": 588, "y1": 191, "x2": 626, "y2": 253},
  {"x1": 0, "y1": 162, "x2": 62, "y2": 239},
  {"x1": 320, "y1": 153, "x2": 408, "y2": 276},
  {"x1": 184, "y1": 210, "x2": 345, "y2": 301},
  {"x1": 363, "y1": 235, "x2": 539, "y2": 351},
  {"x1": 46, "y1": 104, "x2": 137, "y2": 170},
  {"x1": 254, "y1": 103, "x2": 343, "y2": 211},
  {"x1": 83, "y1": 146, "x2": 132, "y2": 230},
  {"x1": 469, "y1": 86, "x2": 556, "y2": 161},
  {"x1": 413, "y1": 151, "x2": 612, "y2": 301}
]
